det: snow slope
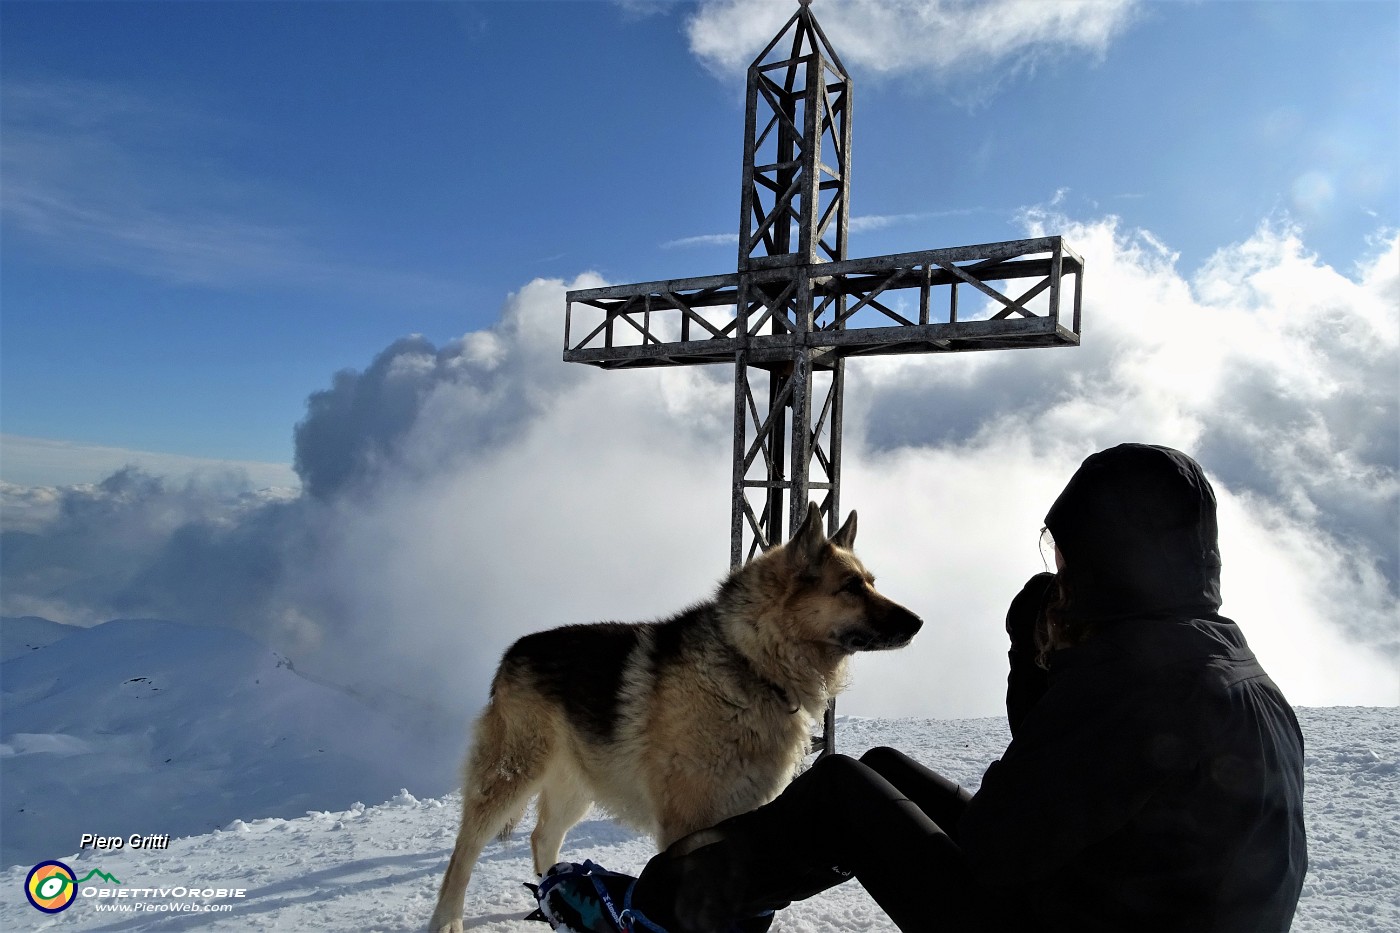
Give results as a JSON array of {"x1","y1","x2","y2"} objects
[
  {"x1": 0, "y1": 617, "x2": 462, "y2": 870},
  {"x1": 1, "y1": 709, "x2": 1394, "y2": 932},
  {"x1": 0, "y1": 616, "x2": 79, "y2": 662}
]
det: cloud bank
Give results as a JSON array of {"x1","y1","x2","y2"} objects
[
  {"x1": 0, "y1": 434, "x2": 299, "y2": 490},
  {"x1": 2, "y1": 218, "x2": 1395, "y2": 719}
]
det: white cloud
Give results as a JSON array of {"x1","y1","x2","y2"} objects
[
  {"x1": 661, "y1": 232, "x2": 740, "y2": 250},
  {"x1": 847, "y1": 212, "x2": 940, "y2": 233},
  {"x1": 686, "y1": 0, "x2": 1140, "y2": 96},
  {"x1": 664, "y1": 210, "x2": 989, "y2": 254}
]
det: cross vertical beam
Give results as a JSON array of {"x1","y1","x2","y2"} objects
[
  {"x1": 732, "y1": 3, "x2": 852, "y2": 563},
  {"x1": 562, "y1": 0, "x2": 1084, "y2": 756}
]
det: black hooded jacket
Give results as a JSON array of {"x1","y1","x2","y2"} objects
[{"x1": 963, "y1": 445, "x2": 1308, "y2": 933}]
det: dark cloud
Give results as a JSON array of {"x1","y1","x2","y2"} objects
[
  {"x1": 294, "y1": 336, "x2": 444, "y2": 499},
  {"x1": 855, "y1": 343, "x2": 1100, "y2": 453},
  {"x1": 4, "y1": 470, "x2": 234, "y2": 613},
  {"x1": 292, "y1": 280, "x2": 589, "y2": 500}
]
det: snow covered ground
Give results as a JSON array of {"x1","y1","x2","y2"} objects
[{"x1": 1, "y1": 707, "x2": 1395, "y2": 932}]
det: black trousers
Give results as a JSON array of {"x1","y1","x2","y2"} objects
[{"x1": 631, "y1": 748, "x2": 1018, "y2": 933}]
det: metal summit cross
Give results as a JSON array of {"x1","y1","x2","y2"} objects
[{"x1": 563, "y1": 1, "x2": 1083, "y2": 749}]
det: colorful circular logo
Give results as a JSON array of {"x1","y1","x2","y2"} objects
[{"x1": 25, "y1": 860, "x2": 77, "y2": 913}]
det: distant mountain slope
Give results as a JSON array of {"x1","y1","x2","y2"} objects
[
  {"x1": 0, "y1": 618, "x2": 463, "y2": 869},
  {"x1": 0, "y1": 615, "x2": 79, "y2": 661}
]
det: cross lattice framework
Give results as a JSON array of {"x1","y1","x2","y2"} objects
[{"x1": 563, "y1": 1, "x2": 1083, "y2": 750}]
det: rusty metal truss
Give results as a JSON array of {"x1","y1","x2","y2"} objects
[{"x1": 563, "y1": 0, "x2": 1084, "y2": 754}]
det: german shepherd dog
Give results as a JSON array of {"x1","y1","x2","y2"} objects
[{"x1": 429, "y1": 504, "x2": 922, "y2": 932}]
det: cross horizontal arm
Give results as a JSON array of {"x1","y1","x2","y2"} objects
[{"x1": 564, "y1": 236, "x2": 1084, "y2": 369}]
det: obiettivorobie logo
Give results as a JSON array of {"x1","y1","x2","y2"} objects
[
  {"x1": 24, "y1": 859, "x2": 247, "y2": 915},
  {"x1": 25, "y1": 861, "x2": 121, "y2": 913}
]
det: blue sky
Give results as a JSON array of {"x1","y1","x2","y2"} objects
[{"x1": 2, "y1": 0, "x2": 1395, "y2": 475}]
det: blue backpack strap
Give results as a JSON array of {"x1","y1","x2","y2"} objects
[{"x1": 585, "y1": 863, "x2": 629, "y2": 930}]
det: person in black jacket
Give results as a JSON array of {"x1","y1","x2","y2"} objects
[{"x1": 539, "y1": 443, "x2": 1308, "y2": 933}]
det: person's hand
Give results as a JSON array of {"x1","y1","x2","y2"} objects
[
  {"x1": 1005, "y1": 572, "x2": 1057, "y2": 652},
  {"x1": 1005, "y1": 572, "x2": 1057, "y2": 735}
]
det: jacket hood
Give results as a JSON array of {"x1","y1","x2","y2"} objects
[{"x1": 1045, "y1": 444, "x2": 1222, "y2": 624}]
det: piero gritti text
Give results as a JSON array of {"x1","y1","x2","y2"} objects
[{"x1": 80, "y1": 833, "x2": 171, "y2": 851}]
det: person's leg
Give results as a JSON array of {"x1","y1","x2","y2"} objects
[
  {"x1": 746, "y1": 746, "x2": 976, "y2": 909},
  {"x1": 858, "y1": 746, "x2": 974, "y2": 842},
  {"x1": 630, "y1": 754, "x2": 1005, "y2": 933}
]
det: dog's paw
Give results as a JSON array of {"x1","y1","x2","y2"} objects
[{"x1": 427, "y1": 908, "x2": 464, "y2": 933}]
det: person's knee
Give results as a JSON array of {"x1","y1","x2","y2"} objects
[
  {"x1": 858, "y1": 746, "x2": 904, "y2": 773},
  {"x1": 814, "y1": 752, "x2": 862, "y2": 772},
  {"x1": 810, "y1": 753, "x2": 903, "y2": 808},
  {"x1": 809, "y1": 753, "x2": 871, "y2": 793},
  {"x1": 663, "y1": 825, "x2": 728, "y2": 860}
]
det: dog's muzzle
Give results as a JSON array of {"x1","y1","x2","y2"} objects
[{"x1": 836, "y1": 607, "x2": 923, "y2": 652}]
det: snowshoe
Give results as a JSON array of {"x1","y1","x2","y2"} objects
[
  {"x1": 529, "y1": 859, "x2": 773, "y2": 933},
  {"x1": 532, "y1": 860, "x2": 657, "y2": 933}
]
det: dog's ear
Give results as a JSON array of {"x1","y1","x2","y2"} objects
[
  {"x1": 831, "y1": 510, "x2": 858, "y2": 550},
  {"x1": 789, "y1": 502, "x2": 827, "y2": 568}
]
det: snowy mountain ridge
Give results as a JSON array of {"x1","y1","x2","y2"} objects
[{"x1": 0, "y1": 616, "x2": 462, "y2": 871}]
